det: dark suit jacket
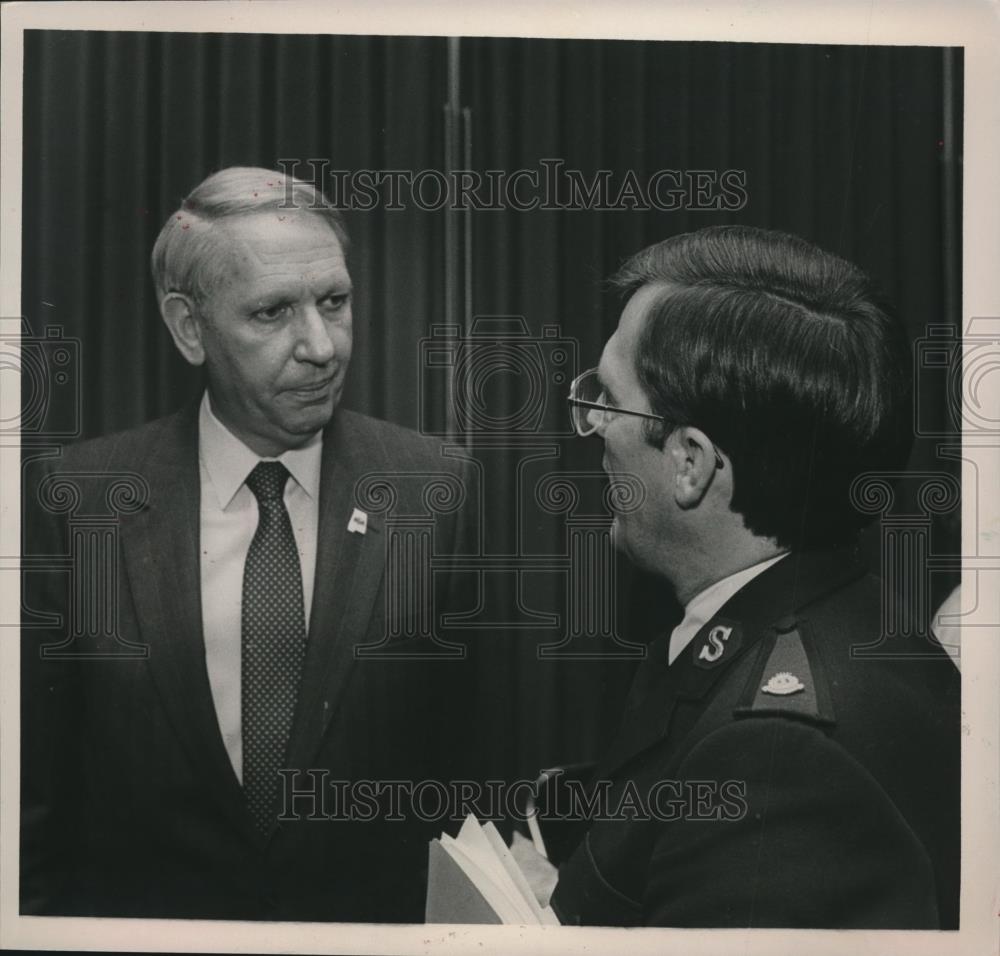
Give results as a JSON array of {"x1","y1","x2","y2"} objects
[
  {"x1": 21, "y1": 400, "x2": 476, "y2": 921},
  {"x1": 550, "y1": 549, "x2": 961, "y2": 929}
]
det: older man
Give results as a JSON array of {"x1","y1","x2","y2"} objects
[
  {"x1": 543, "y1": 226, "x2": 960, "y2": 928},
  {"x1": 21, "y1": 167, "x2": 472, "y2": 921}
]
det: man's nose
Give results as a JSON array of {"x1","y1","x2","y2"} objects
[{"x1": 295, "y1": 305, "x2": 336, "y2": 364}]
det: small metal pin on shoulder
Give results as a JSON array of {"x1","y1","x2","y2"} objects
[
  {"x1": 347, "y1": 508, "x2": 368, "y2": 534},
  {"x1": 761, "y1": 671, "x2": 805, "y2": 696}
]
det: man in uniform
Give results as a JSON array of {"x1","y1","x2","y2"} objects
[{"x1": 547, "y1": 225, "x2": 960, "y2": 927}]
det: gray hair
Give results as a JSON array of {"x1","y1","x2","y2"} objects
[{"x1": 150, "y1": 166, "x2": 349, "y2": 303}]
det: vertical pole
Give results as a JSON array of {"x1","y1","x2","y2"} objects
[{"x1": 443, "y1": 38, "x2": 462, "y2": 444}]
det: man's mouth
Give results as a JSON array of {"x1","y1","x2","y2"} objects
[{"x1": 287, "y1": 375, "x2": 336, "y2": 398}]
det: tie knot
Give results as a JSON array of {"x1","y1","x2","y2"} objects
[{"x1": 245, "y1": 461, "x2": 290, "y2": 503}]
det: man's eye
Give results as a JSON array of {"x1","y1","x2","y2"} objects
[
  {"x1": 253, "y1": 303, "x2": 291, "y2": 322},
  {"x1": 319, "y1": 292, "x2": 351, "y2": 312}
]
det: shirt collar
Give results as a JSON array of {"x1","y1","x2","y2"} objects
[
  {"x1": 198, "y1": 392, "x2": 323, "y2": 509},
  {"x1": 668, "y1": 552, "x2": 789, "y2": 665}
]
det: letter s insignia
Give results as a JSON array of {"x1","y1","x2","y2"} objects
[{"x1": 694, "y1": 620, "x2": 742, "y2": 668}]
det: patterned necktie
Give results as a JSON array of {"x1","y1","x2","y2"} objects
[{"x1": 242, "y1": 461, "x2": 307, "y2": 833}]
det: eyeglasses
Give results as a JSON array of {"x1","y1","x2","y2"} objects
[
  {"x1": 566, "y1": 368, "x2": 667, "y2": 438},
  {"x1": 567, "y1": 367, "x2": 724, "y2": 468}
]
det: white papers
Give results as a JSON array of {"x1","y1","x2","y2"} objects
[{"x1": 427, "y1": 816, "x2": 559, "y2": 925}]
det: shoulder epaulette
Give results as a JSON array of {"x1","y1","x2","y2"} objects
[{"x1": 734, "y1": 615, "x2": 836, "y2": 727}]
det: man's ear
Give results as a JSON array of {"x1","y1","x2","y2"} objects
[
  {"x1": 669, "y1": 426, "x2": 721, "y2": 509},
  {"x1": 160, "y1": 293, "x2": 206, "y2": 367}
]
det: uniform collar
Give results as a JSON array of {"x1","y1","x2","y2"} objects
[
  {"x1": 670, "y1": 546, "x2": 866, "y2": 698},
  {"x1": 668, "y1": 552, "x2": 789, "y2": 665},
  {"x1": 594, "y1": 547, "x2": 867, "y2": 781}
]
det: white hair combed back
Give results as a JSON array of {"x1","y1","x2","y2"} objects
[{"x1": 150, "y1": 166, "x2": 348, "y2": 303}]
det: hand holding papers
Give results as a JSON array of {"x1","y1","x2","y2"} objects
[{"x1": 509, "y1": 831, "x2": 559, "y2": 907}]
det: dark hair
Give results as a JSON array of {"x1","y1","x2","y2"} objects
[{"x1": 612, "y1": 225, "x2": 913, "y2": 549}]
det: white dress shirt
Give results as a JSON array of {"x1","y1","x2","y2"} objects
[
  {"x1": 667, "y1": 553, "x2": 789, "y2": 666},
  {"x1": 198, "y1": 394, "x2": 322, "y2": 782}
]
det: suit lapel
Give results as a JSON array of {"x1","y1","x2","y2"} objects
[
  {"x1": 592, "y1": 549, "x2": 866, "y2": 781},
  {"x1": 285, "y1": 412, "x2": 388, "y2": 772},
  {"x1": 117, "y1": 401, "x2": 255, "y2": 835},
  {"x1": 589, "y1": 628, "x2": 683, "y2": 783}
]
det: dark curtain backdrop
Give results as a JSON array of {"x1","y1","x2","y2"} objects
[{"x1": 21, "y1": 32, "x2": 962, "y2": 788}]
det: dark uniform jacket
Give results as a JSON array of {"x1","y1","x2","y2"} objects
[
  {"x1": 550, "y1": 549, "x2": 960, "y2": 928},
  {"x1": 20, "y1": 399, "x2": 475, "y2": 922}
]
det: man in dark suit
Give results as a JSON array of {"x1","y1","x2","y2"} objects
[
  {"x1": 534, "y1": 226, "x2": 960, "y2": 927},
  {"x1": 20, "y1": 167, "x2": 473, "y2": 921}
]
